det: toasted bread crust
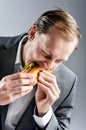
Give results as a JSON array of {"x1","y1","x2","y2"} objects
[
  {"x1": 22, "y1": 66, "x2": 43, "y2": 86},
  {"x1": 22, "y1": 66, "x2": 52, "y2": 86},
  {"x1": 29, "y1": 66, "x2": 43, "y2": 85}
]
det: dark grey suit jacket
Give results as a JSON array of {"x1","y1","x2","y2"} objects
[{"x1": 0, "y1": 34, "x2": 77, "y2": 130}]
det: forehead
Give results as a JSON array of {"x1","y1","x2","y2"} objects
[
  {"x1": 38, "y1": 31, "x2": 77, "y2": 58},
  {"x1": 39, "y1": 31, "x2": 77, "y2": 49}
]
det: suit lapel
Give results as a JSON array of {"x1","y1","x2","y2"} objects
[
  {"x1": 0, "y1": 105, "x2": 8, "y2": 130},
  {"x1": 0, "y1": 33, "x2": 28, "y2": 130},
  {"x1": 0, "y1": 33, "x2": 27, "y2": 79},
  {"x1": 0, "y1": 45, "x2": 18, "y2": 129},
  {"x1": 15, "y1": 97, "x2": 36, "y2": 130},
  {"x1": 0, "y1": 45, "x2": 18, "y2": 79}
]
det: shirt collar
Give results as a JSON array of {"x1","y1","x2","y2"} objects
[{"x1": 15, "y1": 35, "x2": 28, "y2": 71}]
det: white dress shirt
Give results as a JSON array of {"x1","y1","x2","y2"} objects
[{"x1": 4, "y1": 35, "x2": 53, "y2": 130}]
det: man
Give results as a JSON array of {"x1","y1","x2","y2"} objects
[{"x1": 0, "y1": 8, "x2": 81, "y2": 130}]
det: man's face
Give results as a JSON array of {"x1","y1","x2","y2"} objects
[{"x1": 23, "y1": 27, "x2": 78, "y2": 70}]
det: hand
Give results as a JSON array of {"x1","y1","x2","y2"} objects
[
  {"x1": 35, "y1": 70, "x2": 60, "y2": 117},
  {"x1": 0, "y1": 72, "x2": 35, "y2": 105}
]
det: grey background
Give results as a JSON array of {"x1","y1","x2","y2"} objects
[{"x1": 0, "y1": 0, "x2": 86, "y2": 130}]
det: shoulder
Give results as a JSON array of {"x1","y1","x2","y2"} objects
[
  {"x1": 52, "y1": 64, "x2": 77, "y2": 109},
  {"x1": 53, "y1": 64, "x2": 77, "y2": 89},
  {"x1": 54, "y1": 63, "x2": 76, "y2": 80},
  {"x1": 0, "y1": 33, "x2": 28, "y2": 50}
]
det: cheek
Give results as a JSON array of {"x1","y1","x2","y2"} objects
[
  {"x1": 34, "y1": 52, "x2": 44, "y2": 60},
  {"x1": 33, "y1": 47, "x2": 44, "y2": 60},
  {"x1": 25, "y1": 48, "x2": 40, "y2": 62},
  {"x1": 54, "y1": 62, "x2": 62, "y2": 69},
  {"x1": 25, "y1": 45, "x2": 46, "y2": 63},
  {"x1": 25, "y1": 51, "x2": 31, "y2": 64}
]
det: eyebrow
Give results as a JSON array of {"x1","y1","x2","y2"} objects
[
  {"x1": 42, "y1": 49, "x2": 68, "y2": 62},
  {"x1": 41, "y1": 49, "x2": 51, "y2": 56}
]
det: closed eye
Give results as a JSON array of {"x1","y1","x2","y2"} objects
[
  {"x1": 55, "y1": 58, "x2": 68, "y2": 63},
  {"x1": 55, "y1": 60, "x2": 64, "y2": 63},
  {"x1": 41, "y1": 49, "x2": 68, "y2": 63},
  {"x1": 41, "y1": 50, "x2": 52, "y2": 59}
]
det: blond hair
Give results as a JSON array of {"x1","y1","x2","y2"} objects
[{"x1": 34, "y1": 8, "x2": 81, "y2": 41}]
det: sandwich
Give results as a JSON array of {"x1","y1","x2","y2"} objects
[{"x1": 22, "y1": 62, "x2": 52, "y2": 86}]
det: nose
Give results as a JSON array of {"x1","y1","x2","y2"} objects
[{"x1": 44, "y1": 61, "x2": 55, "y2": 69}]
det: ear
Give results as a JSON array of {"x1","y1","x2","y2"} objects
[{"x1": 28, "y1": 25, "x2": 37, "y2": 41}]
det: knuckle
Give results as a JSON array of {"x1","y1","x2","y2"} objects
[
  {"x1": 18, "y1": 93, "x2": 22, "y2": 97},
  {"x1": 3, "y1": 75, "x2": 11, "y2": 81},
  {"x1": 50, "y1": 78, "x2": 54, "y2": 83},
  {"x1": 56, "y1": 87, "x2": 60, "y2": 94},
  {"x1": 49, "y1": 96, "x2": 57, "y2": 104},
  {"x1": 45, "y1": 87, "x2": 49, "y2": 92},
  {"x1": 17, "y1": 73, "x2": 22, "y2": 78},
  {"x1": 56, "y1": 94, "x2": 60, "y2": 99},
  {"x1": 7, "y1": 96, "x2": 12, "y2": 102},
  {"x1": 0, "y1": 91, "x2": 4, "y2": 96},
  {"x1": 17, "y1": 72, "x2": 23, "y2": 78},
  {"x1": 53, "y1": 95, "x2": 57, "y2": 101},
  {"x1": 51, "y1": 94, "x2": 59, "y2": 102},
  {"x1": 2, "y1": 77, "x2": 7, "y2": 82},
  {"x1": 52, "y1": 75, "x2": 56, "y2": 79},
  {"x1": 18, "y1": 86, "x2": 23, "y2": 92},
  {"x1": 0, "y1": 78, "x2": 11, "y2": 89},
  {"x1": 50, "y1": 76, "x2": 56, "y2": 83},
  {"x1": 18, "y1": 79, "x2": 23, "y2": 84},
  {"x1": 3, "y1": 82, "x2": 8, "y2": 89},
  {"x1": 58, "y1": 89, "x2": 61, "y2": 94}
]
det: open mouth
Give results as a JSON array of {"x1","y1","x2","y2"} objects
[
  {"x1": 23, "y1": 62, "x2": 39, "y2": 72},
  {"x1": 27, "y1": 61, "x2": 49, "y2": 69}
]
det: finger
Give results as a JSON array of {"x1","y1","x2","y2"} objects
[
  {"x1": 3, "y1": 72, "x2": 33, "y2": 81},
  {"x1": 11, "y1": 86, "x2": 33, "y2": 94},
  {"x1": 38, "y1": 75, "x2": 60, "y2": 97},
  {"x1": 39, "y1": 71, "x2": 55, "y2": 83},
  {"x1": 42, "y1": 70, "x2": 53, "y2": 78},
  {"x1": 0, "y1": 85, "x2": 33, "y2": 97},
  {"x1": 38, "y1": 76, "x2": 56, "y2": 96},
  {"x1": 38, "y1": 82, "x2": 59, "y2": 104},
  {"x1": 7, "y1": 78, "x2": 36, "y2": 88},
  {"x1": 0, "y1": 80, "x2": 5, "y2": 88},
  {"x1": 1, "y1": 89, "x2": 32, "y2": 105},
  {"x1": 39, "y1": 71, "x2": 60, "y2": 94}
]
